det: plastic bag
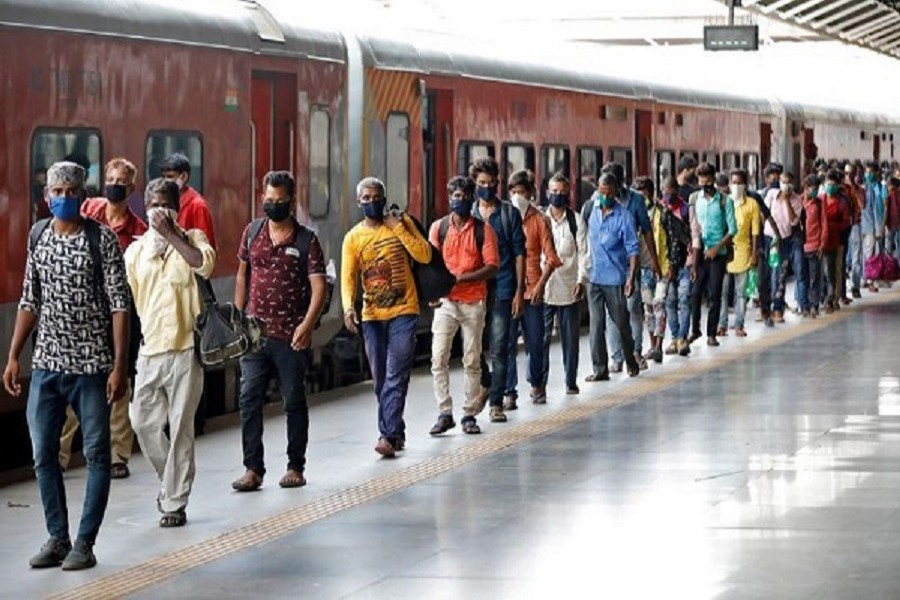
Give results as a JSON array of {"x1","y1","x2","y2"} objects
[
  {"x1": 768, "y1": 245, "x2": 781, "y2": 268},
  {"x1": 744, "y1": 268, "x2": 759, "y2": 300}
]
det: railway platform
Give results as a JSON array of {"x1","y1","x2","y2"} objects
[{"x1": 3, "y1": 289, "x2": 900, "y2": 599}]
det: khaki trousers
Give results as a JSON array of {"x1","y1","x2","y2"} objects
[
  {"x1": 431, "y1": 300, "x2": 486, "y2": 416},
  {"x1": 59, "y1": 380, "x2": 134, "y2": 469},
  {"x1": 131, "y1": 349, "x2": 203, "y2": 513}
]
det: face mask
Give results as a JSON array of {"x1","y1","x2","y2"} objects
[
  {"x1": 781, "y1": 183, "x2": 793, "y2": 194},
  {"x1": 770, "y1": 180, "x2": 781, "y2": 190},
  {"x1": 702, "y1": 184, "x2": 716, "y2": 197},
  {"x1": 476, "y1": 185, "x2": 496, "y2": 201},
  {"x1": 263, "y1": 201, "x2": 292, "y2": 223},
  {"x1": 105, "y1": 184, "x2": 129, "y2": 203},
  {"x1": 49, "y1": 195, "x2": 81, "y2": 221},
  {"x1": 596, "y1": 194, "x2": 615, "y2": 209},
  {"x1": 450, "y1": 197, "x2": 472, "y2": 218},
  {"x1": 511, "y1": 194, "x2": 530, "y2": 217},
  {"x1": 730, "y1": 184, "x2": 746, "y2": 199},
  {"x1": 865, "y1": 173, "x2": 876, "y2": 184},
  {"x1": 825, "y1": 183, "x2": 841, "y2": 196},
  {"x1": 548, "y1": 193, "x2": 568, "y2": 208},
  {"x1": 361, "y1": 199, "x2": 386, "y2": 220},
  {"x1": 806, "y1": 188, "x2": 818, "y2": 199}
]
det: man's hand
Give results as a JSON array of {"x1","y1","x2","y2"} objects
[
  {"x1": 691, "y1": 266, "x2": 697, "y2": 282},
  {"x1": 384, "y1": 213, "x2": 401, "y2": 229},
  {"x1": 624, "y1": 278, "x2": 634, "y2": 298},
  {"x1": 150, "y1": 210, "x2": 177, "y2": 240},
  {"x1": 107, "y1": 367, "x2": 126, "y2": 404},
  {"x1": 292, "y1": 322, "x2": 314, "y2": 351},
  {"x1": 2, "y1": 359, "x2": 21, "y2": 397},
  {"x1": 531, "y1": 283, "x2": 545, "y2": 305},
  {"x1": 512, "y1": 290, "x2": 524, "y2": 318},
  {"x1": 705, "y1": 247, "x2": 719, "y2": 260},
  {"x1": 572, "y1": 283, "x2": 585, "y2": 301},
  {"x1": 343, "y1": 309, "x2": 359, "y2": 335},
  {"x1": 751, "y1": 255, "x2": 759, "y2": 269}
]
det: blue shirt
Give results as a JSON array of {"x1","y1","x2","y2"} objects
[
  {"x1": 473, "y1": 199, "x2": 525, "y2": 300},
  {"x1": 693, "y1": 191, "x2": 738, "y2": 255},
  {"x1": 862, "y1": 182, "x2": 887, "y2": 235},
  {"x1": 620, "y1": 188, "x2": 652, "y2": 235},
  {"x1": 588, "y1": 201, "x2": 639, "y2": 286}
]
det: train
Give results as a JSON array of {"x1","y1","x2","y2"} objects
[{"x1": 2, "y1": 0, "x2": 899, "y2": 472}]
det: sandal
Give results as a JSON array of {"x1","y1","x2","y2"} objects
[
  {"x1": 461, "y1": 419, "x2": 481, "y2": 435},
  {"x1": 110, "y1": 462, "x2": 130, "y2": 479},
  {"x1": 159, "y1": 509, "x2": 186, "y2": 528},
  {"x1": 279, "y1": 470, "x2": 307, "y2": 488},
  {"x1": 231, "y1": 470, "x2": 263, "y2": 492}
]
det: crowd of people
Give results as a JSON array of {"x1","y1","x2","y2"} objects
[{"x1": 3, "y1": 151, "x2": 898, "y2": 571}]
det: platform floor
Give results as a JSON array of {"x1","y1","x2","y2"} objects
[{"x1": 4, "y1": 290, "x2": 900, "y2": 600}]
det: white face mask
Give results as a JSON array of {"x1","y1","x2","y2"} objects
[
  {"x1": 145, "y1": 207, "x2": 178, "y2": 255},
  {"x1": 730, "y1": 184, "x2": 747, "y2": 199},
  {"x1": 511, "y1": 194, "x2": 530, "y2": 218}
]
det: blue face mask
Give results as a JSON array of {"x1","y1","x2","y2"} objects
[
  {"x1": 476, "y1": 185, "x2": 496, "y2": 201},
  {"x1": 49, "y1": 195, "x2": 81, "y2": 221},
  {"x1": 548, "y1": 193, "x2": 568, "y2": 208},
  {"x1": 450, "y1": 197, "x2": 472, "y2": 218},
  {"x1": 361, "y1": 199, "x2": 385, "y2": 220},
  {"x1": 865, "y1": 173, "x2": 876, "y2": 184}
]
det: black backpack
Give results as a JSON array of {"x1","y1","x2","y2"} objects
[
  {"x1": 244, "y1": 218, "x2": 334, "y2": 329},
  {"x1": 406, "y1": 214, "x2": 457, "y2": 303}
]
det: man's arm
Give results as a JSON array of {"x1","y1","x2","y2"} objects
[
  {"x1": 2, "y1": 310, "x2": 38, "y2": 397},
  {"x1": 388, "y1": 213, "x2": 432, "y2": 264},
  {"x1": 234, "y1": 260, "x2": 249, "y2": 312}
]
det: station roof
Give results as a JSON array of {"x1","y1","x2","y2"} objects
[{"x1": 735, "y1": 0, "x2": 900, "y2": 58}]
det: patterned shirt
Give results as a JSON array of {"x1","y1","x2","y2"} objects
[
  {"x1": 20, "y1": 222, "x2": 130, "y2": 374},
  {"x1": 238, "y1": 218, "x2": 326, "y2": 341}
]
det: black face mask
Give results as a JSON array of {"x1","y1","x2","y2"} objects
[
  {"x1": 105, "y1": 184, "x2": 129, "y2": 203},
  {"x1": 702, "y1": 184, "x2": 716, "y2": 196},
  {"x1": 263, "y1": 201, "x2": 292, "y2": 222}
]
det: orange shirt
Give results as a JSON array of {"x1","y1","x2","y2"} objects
[
  {"x1": 81, "y1": 197, "x2": 148, "y2": 252},
  {"x1": 521, "y1": 207, "x2": 562, "y2": 299},
  {"x1": 429, "y1": 216, "x2": 499, "y2": 303}
]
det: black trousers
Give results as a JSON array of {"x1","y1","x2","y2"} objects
[{"x1": 691, "y1": 254, "x2": 728, "y2": 338}]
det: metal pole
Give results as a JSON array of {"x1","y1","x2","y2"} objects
[{"x1": 729, "y1": 0, "x2": 735, "y2": 26}]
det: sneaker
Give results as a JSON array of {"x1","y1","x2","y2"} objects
[
  {"x1": 110, "y1": 462, "x2": 130, "y2": 479},
  {"x1": 429, "y1": 413, "x2": 456, "y2": 436},
  {"x1": 374, "y1": 437, "x2": 396, "y2": 458},
  {"x1": 707, "y1": 337, "x2": 720, "y2": 347},
  {"x1": 764, "y1": 317, "x2": 775, "y2": 328},
  {"x1": 490, "y1": 406, "x2": 508, "y2": 423},
  {"x1": 610, "y1": 361, "x2": 623, "y2": 373},
  {"x1": 677, "y1": 338, "x2": 691, "y2": 356},
  {"x1": 688, "y1": 332, "x2": 702, "y2": 344},
  {"x1": 852, "y1": 288, "x2": 862, "y2": 299},
  {"x1": 634, "y1": 353, "x2": 649, "y2": 370},
  {"x1": 585, "y1": 372, "x2": 610, "y2": 382},
  {"x1": 532, "y1": 391, "x2": 547, "y2": 405},
  {"x1": 566, "y1": 386, "x2": 580, "y2": 395},
  {"x1": 470, "y1": 387, "x2": 489, "y2": 416},
  {"x1": 664, "y1": 340, "x2": 679, "y2": 355},
  {"x1": 800, "y1": 310, "x2": 810, "y2": 318},
  {"x1": 29, "y1": 537, "x2": 71, "y2": 569},
  {"x1": 502, "y1": 395, "x2": 518, "y2": 411},
  {"x1": 61, "y1": 539, "x2": 96, "y2": 571},
  {"x1": 649, "y1": 348, "x2": 663, "y2": 364}
]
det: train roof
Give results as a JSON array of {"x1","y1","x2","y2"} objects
[{"x1": 0, "y1": 0, "x2": 345, "y2": 63}]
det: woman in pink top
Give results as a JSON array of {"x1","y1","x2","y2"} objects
[{"x1": 801, "y1": 175, "x2": 829, "y2": 317}]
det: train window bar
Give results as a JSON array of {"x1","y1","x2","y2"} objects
[{"x1": 30, "y1": 127, "x2": 103, "y2": 225}]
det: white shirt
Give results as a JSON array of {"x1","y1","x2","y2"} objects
[{"x1": 542, "y1": 206, "x2": 589, "y2": 306}]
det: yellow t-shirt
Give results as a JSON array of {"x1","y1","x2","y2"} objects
[
  {"x1": 341, "y1": 215, "x2": 432, "y2": 322},
  {"x1": 728, "y1": 197, "x2": 760, "y2": 274}
]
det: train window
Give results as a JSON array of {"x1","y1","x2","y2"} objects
[
  {"x1": 679, "y1": 150, "x2": 698, "y2": 165},
  {"x1": 501, "y1": 143, "x2": 535, "y2": 198},
  {"x1": 309, "y1": 107, "x2": 330, "y2": 219},
  {"x1": 723, "y1": 152, "x2": 741, "y2": 173},
  {"x1": 577, "y1": 146, "x2": 602, "y2": 209},
  {"x1": 703, "y1": 151, "x2": 720, "y2": 172},
  {"x1": 457, "y1": 141, "x2": 495, "y2": 177},
  {"x1": 744, "y1": 152, "x2": 760, "y2": 189},
  {"x1": 655, "y1": 151, "x2": 675, "y2": 193},
  {"x1": 31, "y1": 128, "x2": 103, "y2": 223},
  {"x1": 541, "y1": 145, "x2": 570, "y2": 200},
  {"x1": 145, "y1": 131, "x2": 203, "y2": 194},
  {"x1": 609, "y1": 147, "x2": 633, "y2": 185},
  {"x1": 385, "y1": 112, "x2": 410, "y2": 210}
]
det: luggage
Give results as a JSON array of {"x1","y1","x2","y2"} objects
[
  {"x1": 865, "y1": 252, "x2": 900, "y2": 282},
  {"x1": 194, "y1": 277, "x2": 266, "y2": 368}
]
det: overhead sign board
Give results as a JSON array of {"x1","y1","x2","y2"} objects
[{"x1": 704, "y1": 25, "x2": 759, "y2": 51}]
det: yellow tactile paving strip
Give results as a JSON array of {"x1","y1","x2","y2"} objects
[{"x1": 49, "y1": 291, "x2": 899, "y2": 600}]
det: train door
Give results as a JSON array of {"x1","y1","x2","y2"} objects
[
  {"x1": 250, "y1": 71, "x2": 297, "y2": 218},
  {"x1": 874, "y1": 133, "x2": 881, "y2": 162},
  {"x1": 635, "y1": 109, "x2": 652, "y2": 178},
  {"x1": 428, "y1": 89, "x2": 454, "y2": 220},
  {"x1": 760, "y1": 122, "x2": 772, "y2": 169}
]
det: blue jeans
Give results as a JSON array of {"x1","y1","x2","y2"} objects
[
  {"x1": 505, "y1": 316, "x2": 521, "y2": 397},
  {"x1": 886, "y1": 228, "x2": 900, "y2": 264},
  {"x1": 847, "y1": 224, "x2": 862, "y2": 292},
  {"x1": 588, "y1": 283, "x2": 638, "y2": 376},
  {"x1": 719, "y1": 270, "x2": 749, "y2": 329},
  {"x1": 542, "y1": 302, "x2": 581, "y2": 389},
  {"x1": 480, "y1": 297, "x2": 512, "y2": 407},
  {"x1": 804, "y1": 252, "x2": 822, "y2": 309},
  {"x1": 361, "y1": 315, "x2": 417, "y2": 445},
  {"x1": 506, "y1": 302, "x2": 546, "y2": 393},
  {"x1": 666, "y1": 267, "x2": 692, "y2": 339},
  {"x1": 238, "y1": 339, "x2": 310, "y2": 476},
  {"x1": 608, "y1": 272, "x2": 643, "y2": 361},
  {"x1": 27, "y1": 370, "x2": 111, "y2": 543},
  {"x1": 778, "y1": 235, "x2": 806, "y2": 311}
]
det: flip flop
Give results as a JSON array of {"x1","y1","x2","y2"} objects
[
  {"x1": 231, "y1": 472, "x2": 263, "y2": 492},
  {"x1": 279, "y1": 471, "x2": 307, "y2": 488}
]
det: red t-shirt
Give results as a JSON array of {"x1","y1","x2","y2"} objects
[
  {"x1": 238, "y1": 219, "x2": 326, "y2": 341},
  {"x1": 177, "y1": 186, "x2": 217, "y2": 250},
  {"x1": 81, "y1": 197, "x2": 148, "y2": 251},
  {"x1": 887, "y1": 189, "x2": 900, "y2": 230}
]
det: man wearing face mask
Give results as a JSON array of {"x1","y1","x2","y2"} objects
[
  {"x1": 58, "y1": 158, "x2": 147, "y2": 479},
  {"x1": 124, "y1": 178, "x2": 216, "y2": 527},
  {"x1": 764, "y1": 172, "x2": 804, "y2": 324},
  {"x1": 427, "y1": 177, "x2": 499, "y2": 436},
  {"x1": 232, "y1": 171, "x2": 326, "y2": 490},
  {"x1": 821, "y1": 171, "x2": 851, "y2": 312},
  {"x1": 844, "y1": 162, "x2": 866, "y2": 300},
  {"x1": 341, "y1": 177, "x2": 431, "y2": 457},
  {"x1": 159, "y1": 153, "x2": 217, "y2": 251},
  {"x1": 599, "y1": 163, "x2": 660, "y2": 372},
  {"x1": 3, "y1": 162, "x2": 131, "y2": 570},
  {"x1": 718, "y1": 169, "x2": 759, "y2": 338},
  {"x1": 471, "y1": 157, "x2": 525, "y2": 423},
  {"x1": 689, "y1": 162, "x2": 737, "y2": 347},
  {"x1": 506, "y1": 169, "x2": 562, "y2": 406},
  {"x1": 582, "y1": 173, "x2": 641, "y2": 380},
  {"x1": 861, "y1": 161, "x2": 888, "y2": 293}
]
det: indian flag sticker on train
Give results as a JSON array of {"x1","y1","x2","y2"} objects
[{"x1": 225, "y1": 89, "x2": 239, "y2": 112}]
